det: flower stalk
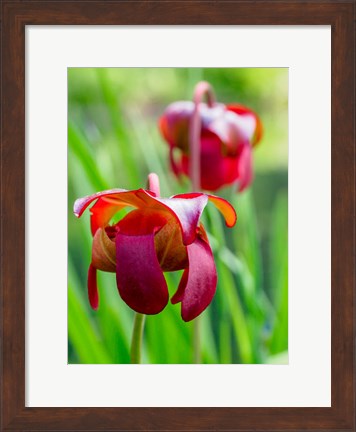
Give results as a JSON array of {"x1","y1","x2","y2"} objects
[
  {"x1": 130, "y1": 312, "x2": 146, "y2": 364},
  {"x1": 189, "y1": 81, "x2": 216, "y2": 191},
  {"x1": 190, "y1": 82, "x2": 216, "y2": 364}
]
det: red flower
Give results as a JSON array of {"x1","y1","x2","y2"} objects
[
  {"x1": 159, "y1": 98, "x2": 262, "y2": 192},
  {"x1": 74, "y1": 186, "x2": 236, "y2": 322}
]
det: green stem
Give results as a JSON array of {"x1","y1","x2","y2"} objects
[
  {"x1": 130, "y1": 313, "x2": 146, "y2": 364},
  {"x1": 193, "y1": 318, "x2": 201, "y2": 364},
  {"x1": 189, "y1": 82, "x2": 216, "y2": 364}
]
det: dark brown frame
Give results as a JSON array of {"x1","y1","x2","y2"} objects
[{"x1": 1, "y1": 1, "x2": 355, "y2": 431}]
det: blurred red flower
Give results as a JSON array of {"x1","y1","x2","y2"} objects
[
  {"x1": 159, "y1": 90, "x2": 262, "y2": 192},
  {"x1": 74, "y1": 185, "x2": 236, "y2": 322}
]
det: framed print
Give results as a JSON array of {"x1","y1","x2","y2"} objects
[
  {"x1": 1, "y1": 1, "x2": 355, "y2": 431},
  {"x1": 67, "y1": 66, "x2": 288, "y2": 367}
]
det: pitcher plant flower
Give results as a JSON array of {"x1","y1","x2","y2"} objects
[
  {"x1": 74, "y1": 174, "x2": 236, "y2": 322},
  {"x1": 159, "y1": 81, "x2": 263, "y2": 192}
]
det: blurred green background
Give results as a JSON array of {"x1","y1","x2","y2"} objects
[{"x1": 68, "y1": 68, "x2": 288, "y2": 364}]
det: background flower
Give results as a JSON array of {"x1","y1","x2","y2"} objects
[{"x1": 159, "y1": 98, "x2": 262, "y2": 191}]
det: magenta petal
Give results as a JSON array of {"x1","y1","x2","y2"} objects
[
  {"x1": 237, "y1": 143, "x2": 253, "y2": 192},
  {"x1": 179, "y1": 236, "x2": 217, "y2": 322},
  {"x1": 169, "y1": 144, "x2": 183, "y2": 178},
  {"x1": 159, "y1": 194, "x2": 209, "y2": 245},
  {"x1": 88, "y1": 264, "x2": 99, "y2": 310},
  {"x1": 115, "y1": 232, "x2": 169, "y2": 315},
  {"x1": 171, "y1": 269, "x2": 188, "y2": 304},
  {"x1": 73, "y1": 188, "x2": 127, "y2": 217}
]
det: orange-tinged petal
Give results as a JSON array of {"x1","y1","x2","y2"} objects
[
  {"x1": 207, "y1": 195, "x2": 237, "y2": 227},
  {"x1": 90, "y1": 198, "x2": 127, "y2": 236},
  {"x1": 91, "y1": 228, "x2": 116, "y2": 272},
  {"x1": 172, "y1": 192, "x2": 237, "y2": 228}
]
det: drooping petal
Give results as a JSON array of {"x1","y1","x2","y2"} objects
[
  {"x1": 117, "y1": 208, "x2": 188, "y2": 272},
  {"x1": 91, "y1": 228, "x2": 116, "y2": 272},
  {"x1": 74, "y1": 188, "x2": 162, "y2": 226},
  {"x1": 88, "y1": 264, "x2": 99, "y2": 310},
  {"x1": 115, "y1": 231, "x2": 169, "y2": 315},
  {"x1": 90, "y1": 197, "x2": 127, "y2": 236},
  {"x1": 207, "y1": 195, "x2": 237, "y2": 227},
  {"x1": 159, "y1": 101, "x2": 193, "y2": 152},
  {"x1": 221, "y1": 156, "x2": 241, "y2": 185},
  {"x1": 169, "y1": 144, "x2": 184, "y2": 178},
  {"x1": 207, "y1": 112, "x2": 251, "y2": 156},
  {"x1": 158, "y1": 194, "x2": 209, "y2": 245},
  {"x1": 172, "y1": 236, "x2": 217, "y2": 322},
  {"x1": 227, "y1": 104, "x2": 263, "y2": 146},
  {"x1": 171, "y1": 269, "x2": 188, "y2": 304},
  {"x1": 154, "y1": 222, "x2": 188, "y2": 272},
  {"x1": 73, "y1": 188, "x2": 128, "y2": 217},
  {"x1": 172, "y1": 192, "x2": 237, "y2": 228},
  {"x1": 179, "y1": 129, "x2": 243, "y2": 191},
  {"x1": 236, "y1": 143, "x2": 253, "y2": 192},
  {"x1": 75, "y1": 187, "x2": 215, "y2": 248}
]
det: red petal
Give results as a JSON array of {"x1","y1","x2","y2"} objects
[
  {"x1": 227, "y1": 104, "x2": 263, "y2": 146},
  {"x1": 171, "y1": 269, "x2": 188, "y2": 304},
  {"x1": 174, "y1": 236, "x2": 217, "y2": 322},
  {"x1": 88, "y1": 264, "x2": 99, "y2": 310},
  {"x1": 180, "y1": 130, "x2": 238, "y2": 191},
  {"x1": 237, "y1": 143, "x2": 253, "y2": 192},
  {"x1": 117, "y1": 208, "x2": 168, "y2": 235},
  {"x1": 207, "y1": 195, "x2": 237, "y2": 227},
  {"x1": 91, "y1": 228, "x2": 116, "y2": 272},
  {"x1": 73, "y1": 188, "x2": 128, "y2": 217},
  {"x1": 172, "y1": 192, "x2": 237, "y2": 228},
  {"x1": 90, "y1": 197, "x2": 127, "y2": 236},
  {"x1": 169, "y1": 145, "x2": 184, "y2": 178},
  {"x1": 222, "y1": 156, "x2": 240, "y2": 184},
  {"x1": 115, "y1": 231, "x2": 169, "y2": 315},
  {"x1": 159, "y1": 194, "x2": 209, "y2": 245},
  {"x1": 158, "y1": 101, "x2": 193, "y2": 152},
  {"x1": 75, "y1": 188, "x2": 219, "y2": 247}
]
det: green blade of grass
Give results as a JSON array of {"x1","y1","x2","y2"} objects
[
  {"x1": 68, "y1": 261, "x2": 112, "y2": 364},
  {"x1": 206, "y1": 205, "x2": 253, "y2": 364},
  {"x1": 268, "y1": 193, "x2": 288, "y2": 354},
  {"x1": 68, "y1": 122, "x2": 109, "y2": 191}
]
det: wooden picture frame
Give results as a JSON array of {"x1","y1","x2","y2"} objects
[{"x1": 1, "y1": 1, "x2": 354, "y2": 430}]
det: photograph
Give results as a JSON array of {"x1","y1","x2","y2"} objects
[{"x1": 68, "y1": 67, "x2": 288, "y2": 365}]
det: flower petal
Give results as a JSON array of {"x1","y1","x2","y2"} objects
[
  {"x1": 237, "y1": 143, "x2": 253, "y2": 192},
  {"x1": 90, "y1": 197, "x2": 127, "y2": 236},
  {"x1": 73, "y1": 188, "x2": 128, "y2": 217},
  {"x1": 159, "y1": 101, "x2": 193, "y2": 152},
  {"x1": 169, "y1": 144, "x2": 184, "y2": 178},
  {"x1": 159, "y1": 194, "x2": 209, "y2": 245},
  {"x1": 172, "y1": 192, "x2": 237, "y2": 228},
  {"x1": 207, "y1": 195, "x2": 237, "y2": 227},
  {"x1": 74, "y1": 188, "x2": 165, "y2": 235},
  {"x1": 75, "y1": 188, "x2": 222, "y2": 247},
  {"x1": 115, "y1": 231, "x2": 169, "y2": 315},
  {"x1": 88, "y1": 264, "x2": 99, "y2": 310},
  {"x1": 91, "y1": 228, "x2": 116, "y2": 272},
  {"x1": 173, "y1": 236, "x2": 217, "y2": 322},
  {"x1": 227, "y1": 104, "x2": 263, "y2": 146},
  {"x1": 171, "y1": 269, "x2": 188, "y2": 304}
]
